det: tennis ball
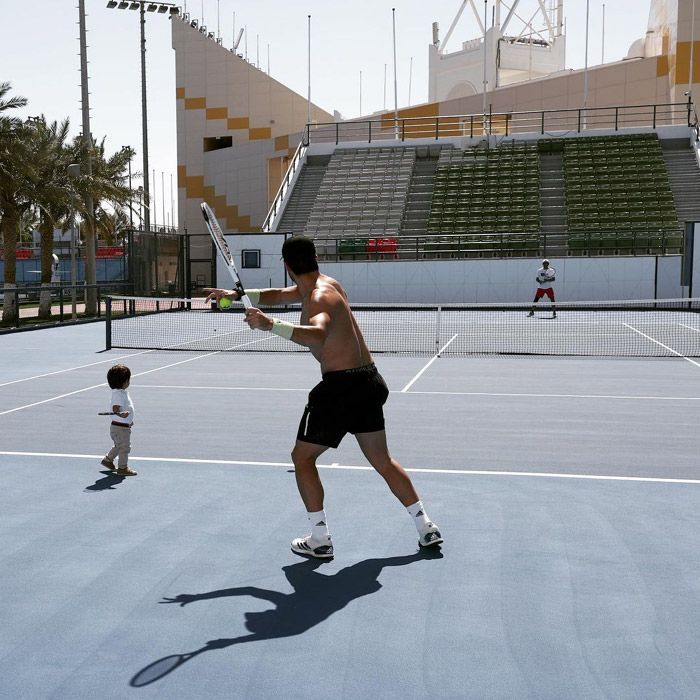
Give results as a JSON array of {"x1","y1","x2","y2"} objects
[{"x1": 218, "y1": 297, "x2": 232, "y2": 309}]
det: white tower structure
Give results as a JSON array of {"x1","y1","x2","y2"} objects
[{"x1": 429, "y1": 0, "x2": 566, "y2": 102}]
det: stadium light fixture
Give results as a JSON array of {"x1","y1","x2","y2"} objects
[{"x1": 105, "y1": 0, "x2": 180, "y2": 231}]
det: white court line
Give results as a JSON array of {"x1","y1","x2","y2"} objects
[
  {"x1": 0, "y1": 349, "x2": 155, "y2": 388},
  {"x1": 0, "y1": 354, "x2": 222, "y2": 416},
  {"x1": 0, "y1": 337, "x2": 269, "y2": 416},
  {"x1": 623, "y1": 323, "x2": 700, "y2": 369},
  {"x1": 0, "y1": 323, "x2": 254, "y2": 390},
  {"x1": 680, "y1": 323, "x2": 700, "y2": 334},
  {"x1": 1, "y1": 450, "x2": 699, "y2": 485},
  {"x1": 401, "y1": 334, "x2": 458, "y2": 393},
  {"x1": 134, "y1": 384, "x2": 700, "y2": 401}
]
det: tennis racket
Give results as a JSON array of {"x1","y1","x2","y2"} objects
[
  {"x1": 200, "y1": 202, "x2": 252, "y2": 308},
  {"x1": 97, "y1": 412, "x2": 116, "y2": 416}
]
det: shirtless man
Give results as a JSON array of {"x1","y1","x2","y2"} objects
[{"x1": 205, "y1": 235, "x2": 442, "y2": 559}]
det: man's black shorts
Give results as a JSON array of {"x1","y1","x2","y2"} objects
[{"x1": 296, "y1": 363, "x2": 390, "y2": 448}]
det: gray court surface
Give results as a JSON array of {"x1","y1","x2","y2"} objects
[{"x1": 1, "y1": 321, "x2": 699, "y2": 699}]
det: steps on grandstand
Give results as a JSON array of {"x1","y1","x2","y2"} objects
[
  {"x1": 539, "y1": 152, "x2": 567, "y2": 257},
  {"x1": 304, "y1": 146, "x2": 415, "y2": 238},
  {"x1": 276, "y1": 155, "x2": 329, "y2": 234},
  {"x1": 661, "y1": 140, "x2": 700, "y2": 225},
  {"x1": 400, "y1": 146, "x2": 444, "y2": 237}
]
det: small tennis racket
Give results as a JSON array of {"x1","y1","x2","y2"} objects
[
  {"x1": 201, "y1": 202, "x2": 252, "y2": 308},
  {"x1": 97, "y1": 412, "x2": 116, "y2": 416}
]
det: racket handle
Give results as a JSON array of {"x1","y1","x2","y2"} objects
[{"x1": 241, "y1": 295, "x2": 252, "y2": 309}]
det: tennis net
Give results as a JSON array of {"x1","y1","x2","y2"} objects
[{"x1": 105, "y1": 296, "x2": 700, "y2": 357}]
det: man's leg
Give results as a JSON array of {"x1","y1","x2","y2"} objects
[
  {"x1": 355, "y1": 430, "x2": 442, "y2": 547},
  {"x1": 291, "y1": 440, "x2": 329, "y2": 512},
  {"x1": 528, "y1": 293, "x2": 540, "y2": 316},
  {"x1": 289, "y1": 440, "x2": 334, "y2": 558},
  {"x1": 354, "y1": 430, "x2": 418, "y2": 506}
]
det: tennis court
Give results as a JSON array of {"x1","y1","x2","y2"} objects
[{"x1": 1, "y1": 316, "x2": 700, "y2": 698}]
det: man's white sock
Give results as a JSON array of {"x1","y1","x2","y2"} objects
[
  {"x1": 406, "y1": 500, "x2": 432, "y2": 534},
  {"x1": 308, "y1": 509, "x2": 330, "y2": 543}
]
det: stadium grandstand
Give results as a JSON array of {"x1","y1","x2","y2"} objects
[{"x1": 172, "y1": 0, "x2": 700, "y2": 302}]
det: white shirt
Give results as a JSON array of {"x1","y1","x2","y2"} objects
[
  {"x1": 536, "y1": 266, "x2": 556, "y2": 290},
  {"x1": 111, "y1": 388, "x2": 134, "y2": 425}
]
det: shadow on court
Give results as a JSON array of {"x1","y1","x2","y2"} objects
[
  {"x1": 131, "y1": 548, "x2": 443, "y2": 687},
  {"x1": 84, "y1": 470, "x2": 125, "y2": 492}
]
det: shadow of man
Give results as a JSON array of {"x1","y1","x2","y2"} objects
[
  {"x1": 84, "y1": 471, "x2": 125, "y2": 492},
  {"x1": 131, "y1": 548, "x2": 443, "y2": 687}
]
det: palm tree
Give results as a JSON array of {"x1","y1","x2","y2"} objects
[
  {"x1": 0, "y1": 83, "x2": 30, "y2": 326},
  {"x1": 69, "y1": 136, "x2": 134, "y2": 314},
  {"x1": 0, "y1": 81, "x2": 26, "y2": 130},
  {"x1": 25, "y1": 116, "x2": 76, "y2": 318}
]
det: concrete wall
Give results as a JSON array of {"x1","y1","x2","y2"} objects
[{"x1": 218, "y1": 242, "x2": 684, "y2": 302}]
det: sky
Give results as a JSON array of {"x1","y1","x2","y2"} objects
[{"x1": 1, "y1": 0, "x2": 651, "y2": 226}]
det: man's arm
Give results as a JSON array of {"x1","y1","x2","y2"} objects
[
  {"x1": 204, "y1": 285, "x2": 302, "y2": 305},
  {"x1": 244, "y1": 289, "x2": 334, "y2": 348}
]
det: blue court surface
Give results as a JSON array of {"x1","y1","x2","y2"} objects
[{"x1": 1, "y1": 321, "x2": 700, "y2": 699}]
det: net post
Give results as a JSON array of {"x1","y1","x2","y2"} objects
[
  {"x1": 435, "y1": 305, "x2": 442, "y2": 355},
  {"x1": 106, "y1": 297, "x2": 112, "y2": 350}
]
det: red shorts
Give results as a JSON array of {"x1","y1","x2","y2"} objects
[{"x1": 535, "y1": 288, "x2": 555, "y2": 300}]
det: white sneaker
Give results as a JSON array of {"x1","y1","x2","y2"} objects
[
  {"x1": 419, "y1": 523, "x2": 443, "y2": 548},
  {"x1": 291, "y1": 535, "x2": 334, "y2": 559}
]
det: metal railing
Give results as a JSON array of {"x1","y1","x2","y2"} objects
[
  {"x1": 0, "y1": 282, "x2": 133, "y2": 330},
  {"x1": 309, "y1": 230, "x2": 683, "y2": 263},
  {"x1": 261, "y1": 138, "x2": 308, "y2": 232},
  {"x1": 303, "y1": 102, "x2": 695, "y2": 146}
]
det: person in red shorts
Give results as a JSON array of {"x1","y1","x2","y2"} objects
[{"x1": 528, "y1": 259, "x2": 556, "y2": 318}]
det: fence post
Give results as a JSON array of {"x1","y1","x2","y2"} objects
[
  {"x1": 541, "y1": 111, "x2": 545, "y2": 134},
  {"x1": 401, "y1": 119, "x2": 405, "y2": 141},
  {"x1": 336, "y1": 122, "x2": 339, "y2": 145},
  {"x1": 653, "y1": 104, "x2": 657, "y2": 129},
  {"x1": 368, "y1": 120, "x2": 372, "y2": 143},
  {"x1": 615, "y1": 106, "x2": 619, "y2": 131},
  {"x1": 577, "y1": 110, "x2": 582, "y2": 132},
  {"x1": 435, "y1": 117, "x2": 439, "y2": 140},
  {"x1": 106, "y1": 297, "x2": 112, "y2": 350}
]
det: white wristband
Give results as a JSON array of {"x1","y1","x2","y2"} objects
[
  {"x1": 245, "y1": 289, "x2": 261, "y2": 305},
  {"x1": 270, "y1": 318, "x2": 294, "y2": 340}
]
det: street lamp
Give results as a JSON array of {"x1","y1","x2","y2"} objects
[{"x1": 105, "y1": 1, "x2": 180, "y2": 232}]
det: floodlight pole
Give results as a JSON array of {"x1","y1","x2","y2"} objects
[
  {"x1": 106, "y1": 3, "x2": 180, "y2": 233},
  {"x1": 78, "y1": 0, "x2": 96, "y2": 314},
  {"x1": 583, "y1": 0, "x2": 590, "y2": 112},
  {"x1": 307, "y1": 15, "x2": 311, "y2": 125},
  {"x1": 690, "y1": 0, "x2": 697, "y2": 100},
  {"x1": 140, "y1": 2, "x2": 151, "y2": 232},
  {"x1": 392, "y1": 8, "x2": 398, "y2": 138}
]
